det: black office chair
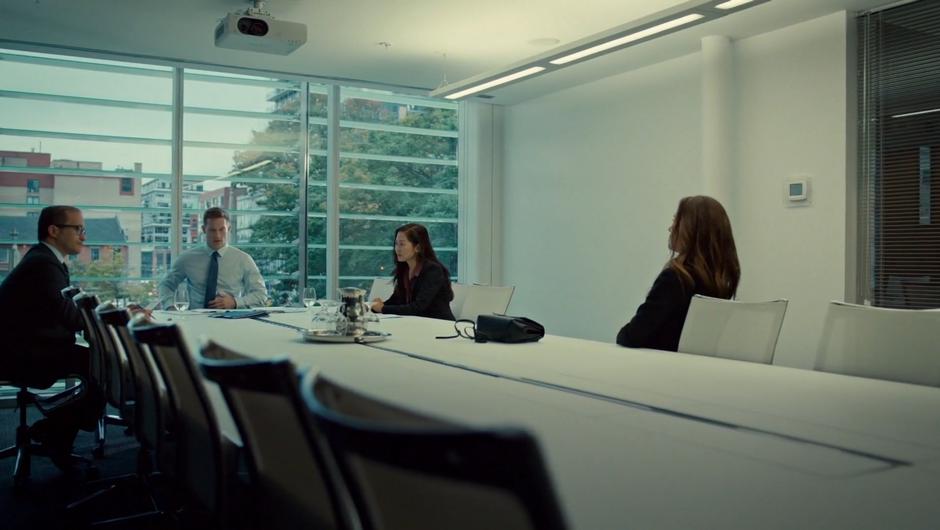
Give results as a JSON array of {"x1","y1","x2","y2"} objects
[
  {"x1": 0, "y1": 286, "x2": 90, "y2": 488},
  {"x1": 73, "y1": 292, "x2": 129, "y2": 458},
  {"x1": 199, "y1": 345, "x2": 351, "y2": 530},
  {"x1": 101, "y1": 310, "x2": 171, "y2": 478},
  {"x1": 95, "y1": 303, "x2": 136, "y2": 433},
  {"x1": 0, "y1": 377, "x2": 86, "y2": 488},
  {"x1": 132, "y1": 321, "x2": 241, "y2": 528},
  {"x1": 301, "y1": 370, "x2": 569, "y2": 530},
  {"x1": 65, "y1": 309, "x2": 168, "y2": 527}
]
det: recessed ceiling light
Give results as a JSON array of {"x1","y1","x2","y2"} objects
[
  {"x1": 715, "y1": 0, "x2": 755, "y2": 9},
  {"x1": 444, "y1": 67, "x2": 546, "y2": 99},
  {"x1": 550, "y1": 13, "x2": 705, "y2": 65},
  {"x1": 430, "y1": 0, "x2": 771, "y2": 100}
]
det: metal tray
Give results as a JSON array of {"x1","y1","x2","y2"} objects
[{"x1": 300, "y1": 329, "x2": 391, "y2": 343}]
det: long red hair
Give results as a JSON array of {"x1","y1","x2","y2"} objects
[{"x1": 667, "y1": 196, "x2": 740, "y2": 299}]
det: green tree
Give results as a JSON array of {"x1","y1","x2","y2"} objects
[{"x1": 232, "y1": 92, "x2": 458, "y2": 301}]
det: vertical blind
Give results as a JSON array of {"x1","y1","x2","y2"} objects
[{"x1": 857, "y1": 0, "x2": 940, "y2": 309}]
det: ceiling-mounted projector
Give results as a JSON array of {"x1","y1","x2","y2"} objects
[{"x1": 214, "y1": 1, "x2": 307, "y2": 55}]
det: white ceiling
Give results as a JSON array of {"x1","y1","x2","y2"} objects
[{"x1": 0, "y1": 0, "x2": 893, "y2": 104}]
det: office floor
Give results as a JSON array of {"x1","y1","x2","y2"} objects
[{"x1": 0, "y1": 407, "x2": 170, "y2": 530}]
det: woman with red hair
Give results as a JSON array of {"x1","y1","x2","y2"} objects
[{"x1": 617, "y1": 196, "x2": 741, "y2": 351}]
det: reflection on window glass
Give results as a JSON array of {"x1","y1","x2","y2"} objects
[
  {"x1": 336, "y1": 89, "x2": 458, "y2": 292},
  {"x1": 0, "y1": 48, "x2": 172, "y2": 306},
  {"x1": 183, "y1": 71, "x2": 306, "y2": 306},
  {"x1": 1, "y1": 48, "x2": 460, "y2": 313}
]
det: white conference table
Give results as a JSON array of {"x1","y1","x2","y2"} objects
[
  {"x1": 168, "y1": 311, "x2": 940, "y2": 529},
  {"x1": 368, "y1": 316, "x2": 940, "y2": 467}
]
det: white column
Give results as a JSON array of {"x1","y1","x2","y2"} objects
[
  {"x1": 459, "y1": 101, "x2": 503, "y2": 286},
  {"x1": 701, "y1": 35, "x2": 733, "y2": 206}
]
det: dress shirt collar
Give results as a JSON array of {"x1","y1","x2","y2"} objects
[
  {"x1": 206, "y1": 244, "x2": 229, "y2": 258},
  {"x1": 41, "y1": 241, "x2": 68, "y2": 265}
]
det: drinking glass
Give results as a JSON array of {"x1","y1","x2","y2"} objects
[
  {"x1": 311, "y1": 299, "x2": 340, "y2": 332},
  {"x1": 174, "y1": 284, "x2": 190, "y2": 311},
  {"x1": 302, "y1": 287, "x2": 318, "y2": 309}
]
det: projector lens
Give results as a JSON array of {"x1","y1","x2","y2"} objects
[{"x1": 237, "y1": 17, "x2": 269, "y2": 36}]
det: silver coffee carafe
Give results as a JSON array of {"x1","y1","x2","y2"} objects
[{"x1": 338, "y1": 287, "x2": 368, "y2": 335}]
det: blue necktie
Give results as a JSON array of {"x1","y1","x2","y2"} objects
[{"x1": 204, "y1": 251, "x2": 219, "y2": 308}]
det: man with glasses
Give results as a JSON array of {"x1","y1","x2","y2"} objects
[
  {"x1": 0, "y1": 205, "x2": 105, "y2": 470},
  {"x1": 158, "y1": 207, "x2": 269, "y2": 310}
]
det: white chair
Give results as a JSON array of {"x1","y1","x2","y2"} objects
[
  {"x1": 677, "y1": 295, "x2": 788, "y2": 364},
  {"x1": 368, "y1": 277, "x2": 395, "y2": 302},
  {"x1": 457, "y1": 284, "x2": 515, "y2": 321},
  {"x1": 815, "y1": 301, "x2": 940, "y2": 386},
  {"x1": 450, "y1": 282, "x2": 468, "y2": 318}
]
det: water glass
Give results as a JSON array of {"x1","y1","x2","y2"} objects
[
  {"x1": 302, "y1": 287, "x2": 318, "y2": 309},
  {"x1": 311, "y1": 300, "x2": 339, "y2": 332},
  {"x1": 174, "y1": 284, "x2": 190, "y2": 311}
]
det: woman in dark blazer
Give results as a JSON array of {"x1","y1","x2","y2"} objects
[
  {"x1": 370, "y1": 223, "x2": 455, "y2": 321},
  {"x1": 617, "y1": 195, "x2": 741, "y2": 351}
]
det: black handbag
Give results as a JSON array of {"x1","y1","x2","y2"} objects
[{"x1": 474, "y1": 314, "x2": 545, "y2": 343}]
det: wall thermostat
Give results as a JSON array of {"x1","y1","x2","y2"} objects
[{"x1": 785, "y1": 176, "x2": 811, "y2": 206}]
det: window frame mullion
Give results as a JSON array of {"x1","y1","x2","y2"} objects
[
  {"x1": 298, "y1": 82, "x2": 310, "y2": 292},
  {"x1": 325, "y1": 85, "x2": 340, "y2": 299}
]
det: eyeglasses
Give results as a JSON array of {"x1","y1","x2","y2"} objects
[{"x1": 55, "y1": 224, "x2": 86, "y2": 236}]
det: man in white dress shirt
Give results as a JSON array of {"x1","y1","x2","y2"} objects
[{"x1": 158, "y1": 207, "x2": 269, "y2": 309}]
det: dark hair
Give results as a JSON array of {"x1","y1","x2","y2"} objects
[
  {"x1": 203, "y1": 207, "x2": 230, "y2": 226},
  {"x1": 667, "y1": 195, "x2": 740, "y2": 299},
  {"x1": 37, "y1": 205, "x2": 81, "y2": 242},
  {"x1": 390, "y1": 223, "x2": 453, "y2": 301}
]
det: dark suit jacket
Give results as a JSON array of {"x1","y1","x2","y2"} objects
[
  {"x1": 0, "y1": 243, "x2": 83, "y2": 380},
  {"x1": 382, "y1": 261, "x2": 455, "y2": 321},
  {"x1": 616, "y1": 267, "x2": 695, "y2": 352}
]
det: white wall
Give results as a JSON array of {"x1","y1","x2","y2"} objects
[
  {"x1": 500, "y1": 12, "x2": 851, "y2": 367},
  {"x1": 460, "y1": 101, "x2": 504, "y2": 286},
  {"x1": 502, "y1": 52, "x2": 702, "y2": 342},
  {"x1": 732, "y1": 12, "x2": 849, "y2": 368}
]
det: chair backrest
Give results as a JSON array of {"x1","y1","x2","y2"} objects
[
  {"x1": 94, "y1": 302, "x2": 134, "y2": 409},
  {"x1": 73, "y1": 292, "x2": 105, "y2": 384},
  {"x1": 302, "y1": 371, "x2": 568, "y2": 530},
  {"x1": 458, "y1": 284, "x2": 515, "y2": 321},
  {"x1": 199, "y1": 345, "x2": 348, "y2": 530},
  {"x1": 450, "y1": 282, "x2": 468, "y2": 319},
  {"x1": 677, "y1": 295, "x2": 788, "y2": 364},
  {"x1": 100, "y1": 309, "x2": 160, "y2": 439},
  {"x1": 815, "y1": 301, "x2": 940, "y2": 386},
  {"x1": 60, "y1": 285, "x2": 82, "y2": 300},
  {"x1": 368, "y1": 278, "x2": 395, "y2": 302},
  {"x1": 131, "y1": 321, "x2": 226, "y2": 516},
  {"x1": 120, "y1": 313, "x2": 174, "y2": 473}
]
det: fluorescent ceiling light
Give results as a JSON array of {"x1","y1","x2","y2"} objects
[
  {"x1": 891, "y1": 108, "x2": 940, "y2": 119},
  {"x1": 430, "y1": 0, "x2": 771, "y2": 100},
  {"x1": 550, "y1": 14, "x2": 705, "y2": 65},
  {"x1": 443, "y1": 67, "x2": 546, "y2": 100},
  {"x1": 715, "y1": 0, "x2": 755, "y2": 9}
]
